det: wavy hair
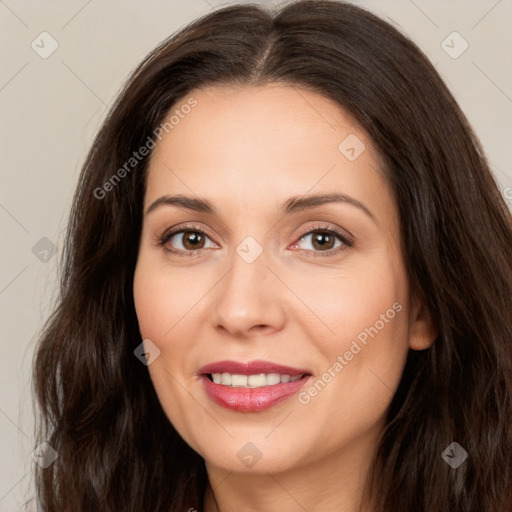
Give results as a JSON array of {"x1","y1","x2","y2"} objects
[{"x1": 32, "y1": 1, "x2": 512, "y2": 510}]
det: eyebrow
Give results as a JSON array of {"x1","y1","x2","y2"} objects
[{"x1": 145, "y1": 192, "x2": 375, "y2": 221}]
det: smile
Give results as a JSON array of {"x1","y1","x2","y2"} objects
[
  {"x1": 198, "y1": 360, "x2": 313, "y2": 412},
  {"x1": 208, "y1": 372, "x2": 304, "y2": 387}
]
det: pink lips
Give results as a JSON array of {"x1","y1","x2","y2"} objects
[
  {"x1": 198, "y1": 360, "x2": 310, "y2": 377},
  {"x1": 198, "y1": 360, "x2": 313, "y2": 413}
]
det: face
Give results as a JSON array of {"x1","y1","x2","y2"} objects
[{"x1": 133, "y1": 83, "x2": 436, "y2": 475}]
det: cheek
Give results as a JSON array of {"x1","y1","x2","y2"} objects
[
  {"x1": 343, "y1": 268, "x2": 409, "y2": 377},
  {"x1": 294, "y1": 253, "x2": 410, "y2": 408},
  {"x1": 133, "y1": 255, "x2": 201, "y2": 343},
  {"x1": 133, "y1": 258, "x2": 203, "y2": 441},
  {"x1": 290, "y1": 254, "x2": 407, "y2": 351}
]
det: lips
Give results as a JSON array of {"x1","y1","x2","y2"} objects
[
  {"x1": 197, "y1": 360, "x2": 313, "y2": 412},
  {"x1": 198, "y1": 360, "x2": 311, "y2": 377}
]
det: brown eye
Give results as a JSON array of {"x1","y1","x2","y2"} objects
[
  {"x1": 310, "y1": 232, "x2": 336, "y2": 250},
  {"x1": 295, "y1": 229, "x2": 345, "y2": 253},
  {"x1": 180, "y1": 230, "x2": 206, "y2": 250},
  {"x1": 160, "y1": 227, "x2": 217, "y2": 254}
]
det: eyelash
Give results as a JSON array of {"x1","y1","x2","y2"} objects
[{"x1": 156, "y1": 223, "x2": 354, "y2": 258}]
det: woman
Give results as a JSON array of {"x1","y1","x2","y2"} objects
[{"x1": 32, "y1": 1, "x2": 512, "y2": 511}]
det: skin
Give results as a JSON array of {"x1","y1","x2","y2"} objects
[{"x1": 133, "y1": 83, "x2": 437, "y2": 512}]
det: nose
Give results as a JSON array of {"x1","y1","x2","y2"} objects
[{"x1": 210, "y1": 242, "x2": 287, "y2": 338}]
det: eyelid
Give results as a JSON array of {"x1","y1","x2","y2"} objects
[{"x1": 158, "y1": 222, "x2": 214, "y2": 242}]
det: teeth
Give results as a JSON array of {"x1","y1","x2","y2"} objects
[{"x1": 211, "y1": 372, "x2": 303, "y2": 388}]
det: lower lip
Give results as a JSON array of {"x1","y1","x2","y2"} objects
[{"x1": 200, "y1": 375, "x2": 312, "y2": 412}]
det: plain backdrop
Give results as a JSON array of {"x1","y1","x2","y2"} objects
[{"x1": 0, "y1": 0, "x2": 511, "y2": 509}]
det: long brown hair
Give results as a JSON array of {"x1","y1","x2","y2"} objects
[{"x1": 32, "y1": 1, "x2": 512, "y2": 510}]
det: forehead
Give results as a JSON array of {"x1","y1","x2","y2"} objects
[{"x1": 145, "y1": 83, "x2": 392, "y2": 220}]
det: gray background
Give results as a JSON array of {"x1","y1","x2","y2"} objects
[{"x1": 1, "y1": 0, "x2": 511, "y2": 509}]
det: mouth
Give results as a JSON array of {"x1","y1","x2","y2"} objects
[
  {"x1": 197, "y1": 360, "x2": 313, "y2": 412},
  {"x1": 198, "y1": 359, "x2": 311, "y2": 378},
  {"x1": 204, "y1": 372, "x2": 308, "y2": 387}
]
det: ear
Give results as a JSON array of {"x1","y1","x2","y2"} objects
[{"x1": 409, "y1": 294, "x2": 438, "y2": 351}]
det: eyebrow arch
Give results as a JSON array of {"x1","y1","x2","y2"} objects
[
  {"x1": 145, "y1": 192, "x2": 375, "y2": 221},
  {"x1": 282, "y1": 192, "x2": 375, "y2": 221}
]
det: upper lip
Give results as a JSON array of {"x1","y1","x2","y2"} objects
[{"x1": 198, "y1": 360, "x2": 311, "y2": 377}]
